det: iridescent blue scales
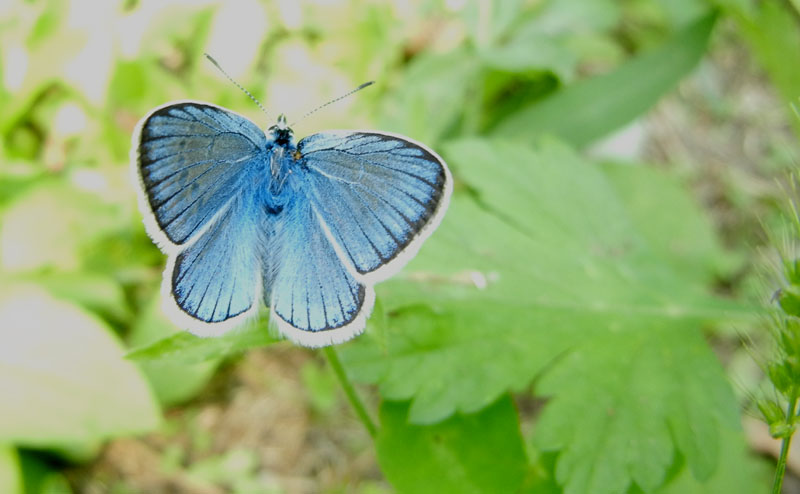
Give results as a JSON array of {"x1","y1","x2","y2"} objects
[{"x1": 132, "y1": 102, "x2": 451, "y2": 346}]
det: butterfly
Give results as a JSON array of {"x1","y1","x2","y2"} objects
[{"x1": 131, "y1": 92, "x2": 452, "y2": 348}]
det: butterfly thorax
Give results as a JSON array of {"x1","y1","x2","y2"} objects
[{"x1": 264, "y1": 114, "x2": 297, "y2": 210}]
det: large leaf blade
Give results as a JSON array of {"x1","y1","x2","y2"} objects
[{"x1": 491, "y1": 13, "x2": 716, "y2": 147}]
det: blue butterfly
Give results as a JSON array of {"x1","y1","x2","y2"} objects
[{"x1": 132, "y1": 96, "x2": 452, "y2": 347}]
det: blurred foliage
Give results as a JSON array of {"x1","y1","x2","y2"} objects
[{"x1": 1, "y1": 0, "x2": 798, "y2": 492}]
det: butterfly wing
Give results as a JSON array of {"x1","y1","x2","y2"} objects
[
  {"x1": 268, "y1": 192, "x2": 373, "y2": 347},
  {"x1": 266, "y1": 131, "x2": 451, "y2": 346},
  {"x1": 133, "y1": 102, "x2": 269, "y2": 335},
  {"x1": 296, "y1": 131, "x2": 452, "y2": 284}
]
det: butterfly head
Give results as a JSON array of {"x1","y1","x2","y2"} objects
[{"x1": 268, "y1": 114, "x2": 294, "y2": 146}]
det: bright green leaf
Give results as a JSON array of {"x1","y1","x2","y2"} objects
[
  {"x1": 480, "y1": 33, "x2": 576, "y2": 80},
  {"x1": 657, "y1": 426, "x2": 769, "y2": 494},
  {"x1": 339, "y1": 137, "x2": 755, "y2": 493},
  {"x1": 0, "y1": 181, "x2": 120, "y2": 272},
  {"x1": 13, "y1": 271, "x2": 130, "y2": 322},
  {"x1": 126, "y1": 318, "x2": 277, "y2": 365},
  {"x1": 462, "y1": 0, "x2": 524, "y2": 49},
  {"x1": 492, "y1": 13, "x2": 716, "y2": 147},
  {"x1": 0, "y1": 446, "x2": 21, "y2": 494},
  {"x1": 601, "y1": 162, "x2": 738, "y2": 282},
  {"x1": 129, "y1": 296, "x2": 220, "y2": 407},
  {"x1": 533, "y1": 323, "x2": 739, "y2": 494},
  {"x1": 380, "y1": 50, "x2": 478, "y2": 145},
  {"x1": 0, "y1": 286, "x2": 160, "y2": 446},
  {"x1": 376, "y1": 396, "x2": 527, "y2": 494},
  {"x1": 525, "y1": 0, "x2": 621, "y2": 34}
]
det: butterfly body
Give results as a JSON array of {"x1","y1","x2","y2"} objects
[{"x1": 133, "y1": 100, "x2": 451, "y2": 347}]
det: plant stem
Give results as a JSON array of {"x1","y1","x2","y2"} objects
[
  {"x1": 322, "y1": 345, "x2": 378, "y2": 438},
  {"x1": 772, "y1": 393, "x2": 798, "y2": 494}
]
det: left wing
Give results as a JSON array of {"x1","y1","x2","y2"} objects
[{"x1": 296, "y1": 131, "x2": 452, "y2": 283}]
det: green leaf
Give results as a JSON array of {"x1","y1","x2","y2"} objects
[
  {"x1": 533, "y1": 323, "x2": 738, "y2": 494},
  {"x1": 376, "y1": 395, "x2": 527, "y2": 494},
  {"x1": 380, "y1": 50, "x2": 478, "y2": 145},
  {"x1": 0, "y1": 286, "x2": 160, "y2": 446},
  {"x1": 735, "y1": 1, "x2": 800, "y2": 137},
  {"x1": 128, "y1": 296, "x2": 220, "y2": 407},
  {"x1": 339, "y1": 137, "x2": 755, "y2": 492},
  {"x1": 0, "y1": 180, "x2": 120, "y2": 272},
  {"x1": 17, "y1": 451, "x2": 73, "y2": 494},
  {"x1": 462, "y1": 0, "x2": 524, "y2": 49},
  {"x1": 14, "y1": 271, "x2": 130, "y2": 322},
  {"x1": 126, "y1": 318, "x2": 277, "y2": 365},
  {"x1": 342, "y1": 137, "x2": 750, "y2": 420},
  {"x1": 491, "y1": 13, "x2": 716, "y2": 147},
  {"x1": 656, "y1": 426, "x2": 769, "y2": 494},
  {"x1": 0, "y1": 446, "x2": 21, "y2": 494},
  {"x1": 601, "y1": 162, "x2": 737, "y2": 282},
  {"x1": 480, "y1": 33, "x2": 576, "y2": 80}
]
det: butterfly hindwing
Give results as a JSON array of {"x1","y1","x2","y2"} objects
[
  {"x1": 268, "y1": 192, "x2": 373, "y2": 346},
  {"x1": 297, "y1": 131, "x2": 452, "y2": 282},
  {"x1": 169, "y1": 200, "x2": 262, "y2": 332}
]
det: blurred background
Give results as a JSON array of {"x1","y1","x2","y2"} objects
[{"x1": 1, "y1": 0, "x2": 800, "y2": 493}]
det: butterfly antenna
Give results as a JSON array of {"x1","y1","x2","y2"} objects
[
  {"x1": 290, "y1": 81, "x2": 374, "y2": 127},
  {"x1": 204, "y1": 53, "x2": 269, "y2": 118}
]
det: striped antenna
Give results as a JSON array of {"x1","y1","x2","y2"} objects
[
  {"x1": 290, "y1": 81, "x2": 374, "y2": 127},
  {"x1": 204, "y1": 53, "x2": 269, "y2": 119}
]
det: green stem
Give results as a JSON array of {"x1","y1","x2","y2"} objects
[
  {"x1": 772, "y1": 393, "x2": 798, "y2": 494},
  {"x1": 322, "y1": 345, "x2": 378, "y2": 438}
]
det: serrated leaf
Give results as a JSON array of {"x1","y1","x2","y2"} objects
[
  {"x1": 0, "y1": 286, "x2": 159, "y2": 446},
  {"x1": 657, "y1": 426, "x2": 769, "y2": 494},
  {"x1": 339, "y1": 137, "x2": 756, "y2": 492},
  {"x1": 376, "y1": 395, "x2": 527, "y2": 494},
  {"x1": 491, "y1": 13, "x2": 716, "y2": 147},
  {"x1": 126, "y1": 319, "x2": 277, "y2": 365},
  {"x1": 533, "y1": 323, "x2": 738, "y2": 494}
]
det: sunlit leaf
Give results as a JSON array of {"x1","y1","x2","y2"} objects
[
  {"x1": 534, "y1": 322, "x2": 738, "y2": 494},
  {"x1": 126, "y1": 318, "x2": 277, "y2": 365},
  {"x1": 657, "y1": 426, "x2": 769, "y2": 494},
  {"x1": 0, "y1": 181, "x2": 120, "y2": 272},
  {"x1": 0, "y1": 286, "x2": 160, "y2": 446},
  {"x1": 0, "y1": 446, "x2": 21, "y2": 494},
  {"x1": 339, "y1": 136, "x2": 758, "y2": 492},
  {"x1": 380, "y1": 49, "x2": 478, "y2": 145},
  {"x1": 129, "y1": 296, "x2": 220, "y2": 406},
  {"x1": 601, "y1": 162, "x2": 739, "y2": 283}
]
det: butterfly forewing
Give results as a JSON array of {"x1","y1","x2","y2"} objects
[
  {"x1": 136, "y1": 102, "x2": 268, "y2": 246},
  {"x1": 297, "y1": 131, "x2": 451, "y2": 282}
]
